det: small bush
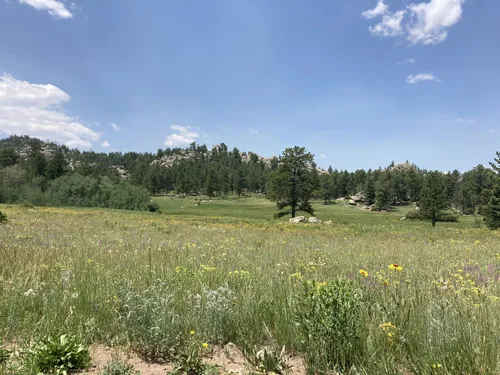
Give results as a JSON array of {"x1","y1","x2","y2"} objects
[
  {"x1": 24, "y1": 334, "x2": 91, "y2": 374},
  {"x1": 405, "y1": 209, "x2": 421, "y2": 220},
  {"x1": 436, "y1": 209, "x2": 460, "y2": 222},
  {"x1": 244, "y1": 345, "x2": 289, "y2": 375},
  {"x1": 120, "y1": 282, "x2": 180, "y2": 362},
  {"x1": 0, "y1": 210, "x2": 7, "y2": 224},
  {"x1": 295, "y1": 279, "x2": 366, "y2": 373},
  {"x1": 146, "y1": 200, "x2": 161, "y2": 213},
  {"x1": 406, "y1": 208, "x2": 460, "y2": 222},
  {"x1": 101, "y1": 361, "x2": 139, "y2": 375},
  {"x1": 169, "y1": 331, "x2": 211, "y2": 375}
]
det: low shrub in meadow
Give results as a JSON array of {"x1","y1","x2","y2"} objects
[{"x1": 294, "y1": 279, "x2": 366, "y2": 373}]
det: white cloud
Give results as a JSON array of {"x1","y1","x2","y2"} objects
[
  {"x1": 362, "y1": 0, "x2": 388, "y2": 19},
  {"x1": 406, "y1": 73, "x2": 441, "y2": 84},
  {"x1": 363, "y1": 0, "x2": 465, "y2": 45},
  {"x1": 164, "y1": 125, "x2": 200, "y2": 147},
  {"x1": 407, "y1": 0, "x2": 465, "y2": 45},
  {"x1": 0, "y1": 73, "x2": 99, "y2": 148},
  {"x1": 398, "y1": 58, "x2": 416, "y2": 65},
  {"x1": 248, "y1": 128, "x2": 259, "y2": 135},
  {"x1": 18, "y1": 0, "x2": 73, "y2": 19},
  {"x1": 455, "y1": 118, "x2": 475, "y2": 124},
  {"x1": 101, "y1": 141, "x2": 111, "y2": 148},
  {"x1": 111, "y1": 123, "x2": 121, "y2": 131},
  {"x1": 319, "y1": 154, "x2": 327, "y2": 159},
  {"x1": 369, "y1": 10, "x2": 406, "y2": 37}
]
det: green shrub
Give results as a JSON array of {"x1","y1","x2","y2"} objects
[
  {"x1": 405, "y1": 209, "x2": 421, "y2": 220},
  {"x1": 406, "y1": 208, "x2": 459, "y2": 222},
  {"x1": 243, "y1": 345, "x2": 289, "y2": 375},
  {"x1": 294, "y1": 279, "x2": 366, "y2": 373},
  {"x1": 146, "y1": 200, "x2": 161, "y2": 213},
  {"x1": 0, "y1": 210, "x2": 7, "y2": 224},
  {"x1": 24, "y1": 334, "x2": 91, "y2": 374},
  {"x1": 120, "y1": 282, "x2": 180, "y2": 362},
  {"x1": 101, "y1": 361, "x2": 139, "y2": 375},
  {"x1": 45, "y1": 174, "x2": 151, "y2": 211},
  {"x1": 169, "y1": 332, "x2": 210, "y2": 375},
  {"x1": 436, "y1": 209, "x2": 460, "y2": 222}
]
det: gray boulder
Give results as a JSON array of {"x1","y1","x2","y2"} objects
[
  {"x1": 348, "y1": 199, "x2": 357, "y2": 205},
  {"x1": 289, "y1": 216, "x2": 306, "y2": 223},
  {"x1": 308, "y1": 217, "x2": 321, "y2": 224}
]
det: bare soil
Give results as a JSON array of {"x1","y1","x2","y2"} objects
[{"x1": 80, "y1": 344, "x2": 307, "y2": 375}]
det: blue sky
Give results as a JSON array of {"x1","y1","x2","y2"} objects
[{"x1": 0, "y1": 0, "x2": 498, "y2": 171}]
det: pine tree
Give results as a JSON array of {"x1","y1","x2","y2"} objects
[
  {"x1": 204, "y1": 167, "x2": 217, "y2": 198},
  {"x1": 364, "y1": 176, "x2": 376, "y2": 206},
  {"x1": 46, "y1": 149, "x2": 67, "y2": 180},
  {"x1": 419, "y1": 171, "x2": 450, "y2": 227},
  {"x1": 267, "y1": 146, "x2": 318, "y2": 218},
  {"x1": 484, "y1": 183, "x2": 500, "y2": 229},
  {"x1": 374, "y1": 171, "x2": 392, "y2": 211},
  {"x1": 484, "y1": 152, "x2": 500, "y2": 229},
  {"x1": 319, "y1": 173, "x2": 334, "y2": 205}
]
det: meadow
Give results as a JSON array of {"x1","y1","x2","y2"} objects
[{"x1": 1, "y1": 198, "x2": 500, "y2": 374}]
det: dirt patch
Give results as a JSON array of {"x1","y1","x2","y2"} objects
[{"x1": 79, "y1": 344, "x2": 306, "y2": 375}]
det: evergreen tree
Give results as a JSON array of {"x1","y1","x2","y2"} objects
[
  {"x1": 267, "y1": 146, "x2": 318, "y2": 218},
  {"x1": 319, "y1": 173, "x2": 334, "y2": 205},
  {"x1": 46, "y1": 149, "x2": 67, "y2": 180},
  {"x1": 419, "y1": 171, "x2": 450, "y2": 227},
  {"x1": 27, "y1": 139, "x2": 47, "y2": 177},
  {"x1": 0, "y1": 148, "x2": 18, "y2": 168},
  {"x1": 484, "y1": 152, "x2": 500, "y2": 229},
  {"x1": 364, "y1": 176, "x2": 376, "y2": 206},
  {"x1": 374, "y1": 171, "x2": 392, "y2": 211},
  {"x1": 204, "y1": 167, "x2": 217, "y2": 198},
  {"x1": 484, "y1": 183, "x2": 500, "y2": 229}
]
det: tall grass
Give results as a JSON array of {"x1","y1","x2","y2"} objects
[{"x1": 1, "y1": 204, "x2": 500, "y2": 373}]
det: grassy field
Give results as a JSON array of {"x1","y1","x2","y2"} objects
[{"x1": 1, "y1": 199, "x2": 500, "y2": 374}]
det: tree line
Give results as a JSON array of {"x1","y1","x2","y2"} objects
[{"x1": 0, "y1": 135, "x2": 498, "y2": 228}]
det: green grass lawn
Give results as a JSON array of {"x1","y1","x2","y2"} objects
[{"x1": 154, "y1": 195, "x2": 478, "y2": 228}]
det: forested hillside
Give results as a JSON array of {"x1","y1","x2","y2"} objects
[{"x1": 0, "y1": 135, "x2": 497, "y2": 214}]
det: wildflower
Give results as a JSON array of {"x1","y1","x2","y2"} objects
[
  {"x1": 359, "y1": 269, "x2": 369, "y2": 277},
  {"x1": 190, "y1": 330, "x2": 195, "y2": 335},
  {"x1": 388, "y1": 263, "x2": 403, "y2": 271},
  {"x1": 202, "y1": 343, "x2": 209, "y2": 349},
  {"x1": 432, "y1": 363, "x2": 442, "y2": 369},
  {"x1": 379, "y1": 322, "x2": 396, "y2": 330}
]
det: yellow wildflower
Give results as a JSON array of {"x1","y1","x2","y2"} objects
[
  {"x1": 202, "y1": 343, "x2": 209, "y2": 349},
  {"x1": 190, "y1": 330, "x2": 195, "y2": 335},
  {"x1": 388, "y1": 263, "x2": 403, "y2": 271},
  {"x1": 359, "y1": 269, "x2": 369, "y2": 277}
]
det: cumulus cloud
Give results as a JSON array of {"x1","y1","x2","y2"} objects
[
  {"x1": 369, "y1": 10, "x2": 406, "y2": 37},
  {"x1": 319, "y1": 154, "x2": 327, "y2": 159},
  {"x1": 111, "y1": 123, "x2": 121, "y2": 131},
  {"x1": 101, "y1": 141, "x2": 111, "y2": 148},
  {"x1": 18, "y1": 0, "x2": 73, "y2": 19},
  {"x1": 164, "y1": 125, "x2": 200, "y2": 147},
  {"x1": 362, "y1": 0, "x2": 388, "y2": 19},
  {"x1": 406, "y1": 73, "x2": 441, "y2": 84},
  {"x1": 248, "y1": 128, "x2": 259, "y2": 135},
  {"x1": 0, "y1": 73, "x2": 99, "y2": 148},
  {"x1": 363, "y1": 0, "x2": 465, "y2": 45}
]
